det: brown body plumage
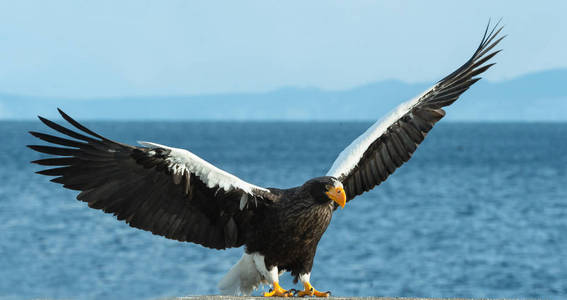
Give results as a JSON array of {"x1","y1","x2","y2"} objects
[{"x1": 247, "y1": 181, "x2": 335, "y2": 281}]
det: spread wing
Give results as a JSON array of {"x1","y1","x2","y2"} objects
[
  {"x1": 28, "y1": 109, "x2": 275, "y2": 249},
  {"x1": 326, "y1": 22, "x2": 505, "y2": 201}
]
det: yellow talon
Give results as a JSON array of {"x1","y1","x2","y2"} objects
[
  {"x1": 296, "y1": 282, "x2": 330, "y2": 297},
  {"x1": 263, "y1": 282, "x2": 293, "y2": 297}
]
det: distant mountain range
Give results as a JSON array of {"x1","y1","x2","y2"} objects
[{"x1": 1, "y1": 68, "x2": 566, "y2": 121}]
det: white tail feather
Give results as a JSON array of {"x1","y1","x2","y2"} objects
[{"x1": 218, "y1": 253, "x2": 266, "y2": 295}]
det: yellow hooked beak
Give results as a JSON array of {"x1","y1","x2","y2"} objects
[{"x1": 325, "y1": 186, "x2": 346, "y2": 209}]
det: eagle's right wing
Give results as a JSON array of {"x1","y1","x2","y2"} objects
[{"x1": 29, "y1": 109, "x2": 276, "y2": 249}]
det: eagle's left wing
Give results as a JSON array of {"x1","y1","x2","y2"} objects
[{"x1": 326, "y1": 22, "x2": 504, "y2": 201}]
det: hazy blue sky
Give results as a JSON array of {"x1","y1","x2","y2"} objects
[{"x1": 1, "y1": 0, "x2": 566, "y2": 98}]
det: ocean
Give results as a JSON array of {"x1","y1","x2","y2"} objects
[{"x1": 1, "y1": 121, "x2": 566, "y2": 300}]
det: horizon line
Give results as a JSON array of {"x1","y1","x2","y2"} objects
[{"x1": 1, "y1": 67, "x2": 564, "y2": 101}]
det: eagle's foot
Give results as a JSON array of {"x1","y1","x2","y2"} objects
[
  {"x1": 295, "y1": 282, "x2": 330, "y2": 297},
  {"x1": 263, "y1": 282, "x2": 293, "y2": 297}
]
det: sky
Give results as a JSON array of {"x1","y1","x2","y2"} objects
[{"x1": 0, "y1": 0, "x2": 566, "y2": 99}]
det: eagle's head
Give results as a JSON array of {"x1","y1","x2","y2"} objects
[{"x1": 305, "y1": 176, "x2": 346, "y2": 208}]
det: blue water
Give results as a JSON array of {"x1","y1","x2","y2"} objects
[{"x1": 1, "y1": 121, "x2": 567, "y2": 300}]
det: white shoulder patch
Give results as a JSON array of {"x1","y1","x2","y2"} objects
[
  {"x1": 138, "y1": 141, "x2": 269, "y2": 195},
  {"x1": 326, "y1": 87, "x2": 431, "y2": 178}
]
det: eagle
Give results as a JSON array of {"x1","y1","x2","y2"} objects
[{"x1": 29, "y1": 23, "x2": 503, "y2": 297}]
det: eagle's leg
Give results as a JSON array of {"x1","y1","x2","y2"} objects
[
  {"x1": 264, "y1": 281, "x2": 293, "y2": 297},
  {"x1": 252, "y1": 254, "x2": 293, "y2": 297},
  {"x1": 296, "y1": 273, "x2": 330, "y2": 298}
]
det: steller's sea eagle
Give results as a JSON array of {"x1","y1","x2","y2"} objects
[{"x1": 29, "y1": 22, "x2": 504, "y2": 297}]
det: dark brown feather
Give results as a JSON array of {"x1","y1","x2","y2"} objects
[
  {"x1": 29, "y1": 110, "x2": 275, "y2": 250},
  {"x1": 335, "y1": 22, "x2": 504, "y2": 201}
]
